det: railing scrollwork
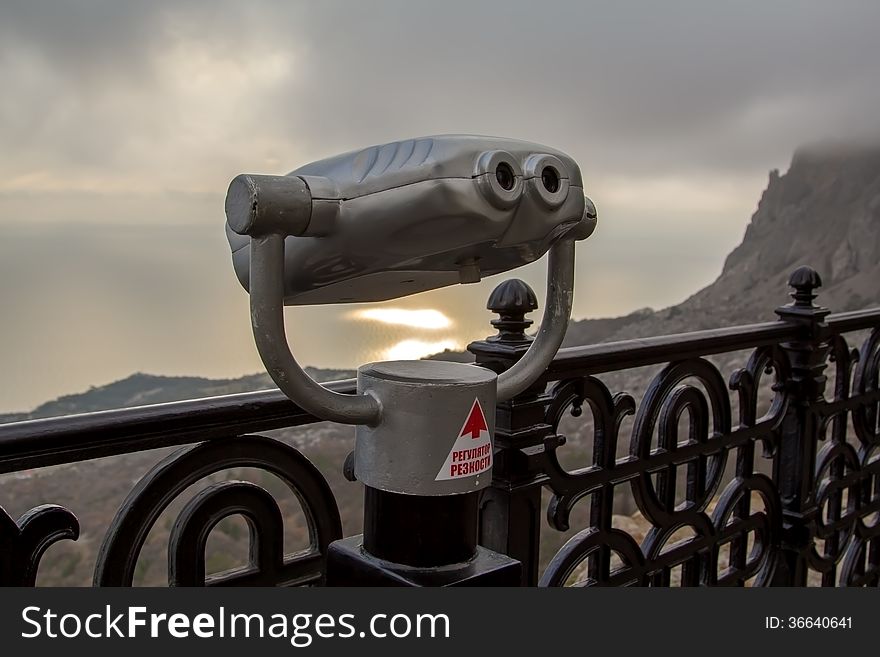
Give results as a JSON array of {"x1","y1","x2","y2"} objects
[{"x1": 94, "y1": 435, "x2": 341, "y2": 587}]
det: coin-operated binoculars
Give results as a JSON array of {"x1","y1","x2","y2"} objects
[{"x1": 225, "y1": 135, "x2": 596, "y2": 585}]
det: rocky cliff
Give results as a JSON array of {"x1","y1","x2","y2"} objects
[{"x1": 565, "y1": 143, "x2": 880, "y2": 346}]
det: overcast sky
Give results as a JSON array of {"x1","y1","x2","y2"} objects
[{"x1": 1, "y1": 0, "x2": 879, "y2": 412}]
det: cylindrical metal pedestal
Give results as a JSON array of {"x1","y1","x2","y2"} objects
[
  {"x1": 326, "y1": 360, "x2": 521, "y2": 586},
  {"x1": 354, "y1": 360, "x2": 497, "y2": 496}
]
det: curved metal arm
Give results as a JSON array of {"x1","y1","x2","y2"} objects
[
  {"x1": 249, "y1": 234, "x2": 383, "y2": 425},
  {"x1": 495, "y1": 238, "x2": 575, "y2": 401}
]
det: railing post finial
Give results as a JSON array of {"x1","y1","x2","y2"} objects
[
  {"x1": 776, "y1": 265, "x2": 829, "y2": 325},
  {"x1": 486, "y1": 278, "x2": 538, "y2": 343},
  {"x1": 468, "y1": 278, "x2": 540, "y2": 373},
  {"x1": 787, "y1": 265, "x2": 823, "y2": 309}
]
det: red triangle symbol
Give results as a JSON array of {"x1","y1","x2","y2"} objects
[{"x1": 460, "y1": 399, "x2": 489, "y2": 439}]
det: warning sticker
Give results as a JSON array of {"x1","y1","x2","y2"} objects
[{"x1": 435, "y1": 398, "x2": 493, "y2": 481}]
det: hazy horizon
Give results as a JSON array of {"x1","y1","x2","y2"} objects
[{"x1": 2, "y1": 1, "x2": 880, "y2": 412}]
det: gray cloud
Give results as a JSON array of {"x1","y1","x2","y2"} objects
[{"x1": 4, "y1": 0, "x2": 879, "y2": 182}]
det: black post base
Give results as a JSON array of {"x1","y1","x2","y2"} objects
[{"x1": 326, "y1": 535, "x2": 521, "y2": 586}]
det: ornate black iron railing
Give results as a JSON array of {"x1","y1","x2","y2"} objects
[{"x1": 1, "y1": 266, "x2": 878, "y2": 586}]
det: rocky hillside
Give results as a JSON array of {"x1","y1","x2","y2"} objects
[{"x1": 565, "y1": 143, "x2": 880, "y2": 346}]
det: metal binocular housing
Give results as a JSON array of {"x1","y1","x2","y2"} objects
[{"x1": 225, "y1": 134, "x2": 596, "y2": 497}]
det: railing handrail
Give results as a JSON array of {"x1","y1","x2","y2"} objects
[
  {"x1": 825, "y1": 306, "x2": 880, "y2": 332},
  {"x1": 2, "y1": 306, "x2": 878, "y2": 475},
  {"x1": 548, "y1": 307, "x2": 880, "y2": 379},
  {"x1": 548, "y1": 319, "x2": 795, "y2": 378},
  {"x1": 0, "y1": 379, "x2": 357, "y2": 474}
]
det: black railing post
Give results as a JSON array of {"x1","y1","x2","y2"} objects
[
  {"x1": 468, "y1": 279, "x2": 554, "y2": 586},
  {"x1": 771, "y1": 266, "x2": 831, "y2": 585}
]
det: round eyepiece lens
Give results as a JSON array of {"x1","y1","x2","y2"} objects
[
  {"x1": 495, "y1": 162, "x2": 515, "y2": 191},
  {"x1": 541, "y1": 166, "x2": 560, "y2": 193}
]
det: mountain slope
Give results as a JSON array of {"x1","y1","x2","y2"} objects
[
  {"x1": 565, "y1": 143, "x2": 880, "y2": 346},
  {"x1": 20, "y1": 369, "x2": 356, "y2": 420}
]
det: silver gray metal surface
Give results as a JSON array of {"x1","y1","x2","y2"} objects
[
  {"x1": 226, "y1": 134, "x2": 591, "y2": 305},
  {"x1": 249, "y1": 233, "x2": 382, "y2": 425},
  {"x1": 496, "y1": 238, "x2": 575, "y2": 401},
  {"x1": 355, "y1": 360, "x2": 497, "y2": 496}
]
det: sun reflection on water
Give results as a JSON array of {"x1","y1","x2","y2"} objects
[
  {"x1": 349, "y1": 308, "x2": 453, "y2": 330},
  {"x1": 348, "y1": 307, "x2": 463, "y2": 361}
]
